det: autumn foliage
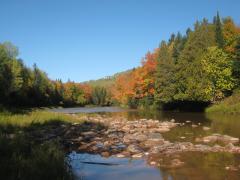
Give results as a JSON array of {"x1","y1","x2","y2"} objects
[
  {"x1": 111, "y1": 49, "x2": 158, "y2": 106},
  {"x1": 111, "y1": 14, "x2": 240, "y2": 109}
]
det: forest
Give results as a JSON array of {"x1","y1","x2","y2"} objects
[{"x1": 0, "y1": 13, "x2": 240, "y2": 112}]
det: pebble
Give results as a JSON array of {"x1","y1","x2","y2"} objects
[
  {"x1": 150, "y1": 161, "x2": 157, "y2": 166},
  {"x1": 203, "y1": 127, "x2": 211, "y2": 131},
  {"x1": 132, "y1": 153, "x2": 143, "y2": 158}
]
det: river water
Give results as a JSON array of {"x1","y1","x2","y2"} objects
[{"x1": 53, "y1": 107, "x2": 240, "y2": 180}]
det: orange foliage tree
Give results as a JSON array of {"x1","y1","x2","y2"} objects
[
  {"x1": 111, "y1": 49, "x2": 158, "y2": 106},
  {"x1": 223, "y1": 17, "x2": 240, "y2": 55}
]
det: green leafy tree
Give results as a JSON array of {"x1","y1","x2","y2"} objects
[
  {"x1": 10, "y1": 59, "x2": 24, "y2": 93},
  {"x1": 200, "y1": 47, "x2": 234, "y2": 101},
  {"x1": 2, "y1": 41, "x2": 19, "y2": 58}
]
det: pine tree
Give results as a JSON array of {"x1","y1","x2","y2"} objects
[
  {"x1": 233, "y1": 36, "x2": 240, "y2": 87},
  {"x1": 155, "y1": 41, "x2": 176, "y2": 104},
  {"x1": 168, "y1": 33, "x2": 175, "y2": 45},
  {"x1": 174, "y1": 19, "x2": 216, "y2": 101},
  {"x1": 235, "y1": 36, "x2": 240, "y2": 61},
  {"x1": 214, "y1": 12, "x2": 225, "y2": 48},
  {"x1": 172, "y1": 32, "x2": 187, "y2": 63}
]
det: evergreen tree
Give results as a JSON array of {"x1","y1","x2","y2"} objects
[
  {"x1": 233, "y1": 36, "x2": 240, "y2": 87},
  {"x1": 172, "y1": 32, "x2": 187, "y2": 63},
  {"x1": 91, "y1": 86, "x2": 108, "y2": 106},
  {"x1": 155, "y1": 41, "x2": 176, "y2": 104},
  {"x1": 168, "y1": 33, "x2": 175, "y2": 45},
  {"x1": 174, "y1": 19, "x2": 216, "y2": 101},
  {"x1": 214, "y1": 12, "x2": 225, "y2": 48},
  {"x1": 235, "y1": 36, "x2": 240, "y2": 61}
]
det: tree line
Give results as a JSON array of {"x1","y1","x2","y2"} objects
[
  {"x1": 1, "y1": 13, "x2": 239, "y2": 110},
  {"x1": 0, "y1": 42, "x2": 111, "y2": 107},
  {"x1": 111, "y1": 13, "x2": 240, "y2": 110}
]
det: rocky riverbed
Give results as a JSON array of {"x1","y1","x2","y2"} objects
[
  {"x1": 8, "y1": 111, "x2": 238, "y2": 170},
  {"x1": 56, "y1": 115, "x2": 240, "y2": 169}
]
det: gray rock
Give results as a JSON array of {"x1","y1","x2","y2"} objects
[{"x1": 148, "y1": 132, "x2": 163, "y2": 140}]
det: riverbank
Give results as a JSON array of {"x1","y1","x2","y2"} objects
[
  {"x1": 2, "y1": 108, "x2": 240, "y2": 179},
  {"x1": 206, "y1": 91, "x2": 240, "y2": 114},
  {"x1": 0, "y1": 110, "x2": 82, "y2": 180}
]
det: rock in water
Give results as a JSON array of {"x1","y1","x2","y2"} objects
[
  {"x1": 197, "y1": 134, "x2": 239, "y2": 145},
  {"x1": 203, "y1": 127, "x2": 211, "y2": 131},
  {"x1": 127, "y1": 144, "x2": 142, "y2": 154}
]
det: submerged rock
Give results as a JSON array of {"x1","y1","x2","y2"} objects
[
  {"x1": 196, "y1": 134, "x2": 239, "y2": 145},
  {"x1": 170, "y1": 159, "x2": 185, "y2": 168},
  {"x1": 142, "y1": 139, "x2": 165, "y2": 148},
  {"x1": 127, "y1": 144, "x2": 143, "y2": 154},
  {"x1": 148, "y1": 132, "x2": 163, "y2": 140},
  {"x1": 101, "y1": 151, "x2": 110, "y2": 157}
]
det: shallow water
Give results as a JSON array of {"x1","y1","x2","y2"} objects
[
  {"x1": 69, "y1": 153, "x2": 161, "y2": 180},
  {"x1": 61, "y1": 107, "x2": 240, "y2": 180},
  {"x1": 51, "y1": 106, "x2": 128, "y2": 114}
]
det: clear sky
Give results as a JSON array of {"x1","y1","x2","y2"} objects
[{"x1": 0, "y1": 0, "x2": 239, "y2": 82}]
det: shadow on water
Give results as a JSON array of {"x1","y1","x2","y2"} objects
[{"x1": 161, "y1": 101, "x2": 210, "y2": 112}]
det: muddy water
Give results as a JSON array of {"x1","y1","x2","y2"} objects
[{"x1": 62, "y1": 107, "x2": 240, "y2": 180}]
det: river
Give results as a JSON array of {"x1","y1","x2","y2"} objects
[{"x1": 52, "y1": 107, "x2": 240, "y2": 180}]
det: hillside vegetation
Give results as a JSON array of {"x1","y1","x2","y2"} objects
[
  {"x1": 83, "y1": 69, "x2": 132, "y2": 87},
  {"x1": 206, "y1": 90, "x2": 240, "y2": 114}
]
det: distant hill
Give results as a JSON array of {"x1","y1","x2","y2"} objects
[{"x1": 83, "y1": 69, "x2": 133, "y2": 87}]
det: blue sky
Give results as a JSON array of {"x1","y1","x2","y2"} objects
[{"x1": 1, "y1": 0, "x2": 240, "y2": 82}]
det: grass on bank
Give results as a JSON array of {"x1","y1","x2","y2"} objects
[
  {"x1": 206, "y1": 90, "x2": 240, "y2": 114},
  {"x1": 0, "y1": 110, "x2": 82, "y2": 127},
  {"x1": 0, "y1": 109, "x2": 83, "y2": 180}
]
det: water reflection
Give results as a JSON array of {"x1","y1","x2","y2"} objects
[
  {"x1": 69, "y1": 153, "x2": 162, "y2": 180},
  {"x1": 65, "y1": 107, "x2": 240, "y2": 180}
]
